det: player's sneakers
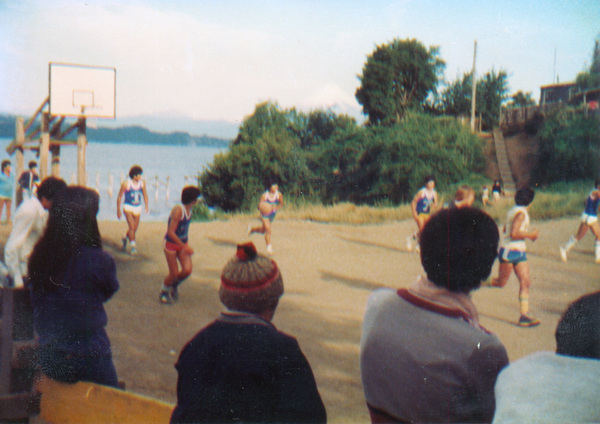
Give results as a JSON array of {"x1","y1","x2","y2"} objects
[
  {"x1": 414, "y1": 243, "x2": 420, "y2": 254},
  {"x1": 559, "y1": 246, "x2": 568, "y2": 262},
  {"x1": 121, "y1": 237, "x2": 128, "y2": 252},
  {"x1": 406, "y1": 236, "x2": 412, "y2": 252},
  {"x1": 159, "y1": 290, "x2": 172, "y2": 305},
  {"x1": 246, "y1": 223, "x2": 253, "y2": 238},
  {"x1": 267, "y1": 245, "x2": 273, "y2": 255},
  {"x1": 130, "y1": 246, "x2": 138, "y2": 255},
  {"x1": 481, "y1": 278, "x2": 503, "y2": 288},
  {"x1": 595, "y1": 256, "x2": 600, "y2": 264},
  {"x1": 518, "y1": 315, "x2": 541, "y2": 327}
]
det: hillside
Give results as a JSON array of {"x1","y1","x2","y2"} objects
[{"x1": 482, "y1": 130, "x2": 539, "y2": 188}]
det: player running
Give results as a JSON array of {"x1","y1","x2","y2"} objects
[
  {"x1": 484, "y1": 187, "x2": 541, "y2": 327},
  {"x1": 560, "y1": 178, "x2": 600, "y2": 263},
  {"x1": 247, "y1": 183, "x2": 283, "y2": 255},
  {"x1": 117, "y1": 165, "x2": 149, "y2": 255},
  {"x1": 160, "y1": 186, "x2": 201, "y2": 305},
  {"x1": 407, "y1": 176, "x2": 439, "y2": 252}
]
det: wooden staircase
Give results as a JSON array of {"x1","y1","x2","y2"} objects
[{"x1": 492, "y1": 128, "x2": 516, "y2": 194}]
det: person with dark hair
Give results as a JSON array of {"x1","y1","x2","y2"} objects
[
  {"x1": 247, "y1": 182, "x2": 284, "y2": 255},
  {"x1": 361, "y1": 207, "x2": 508, "y2": 423},
  {"x1": 0, "y1": 160, "x2": 14, "y2": 224},
  {"x1": 492, "y1": 291, "x2": 600, "y2": 423},
  {"x1": 4, "y1": 177, "x2": 66, "y2": 288},
  {"x1": 159, "y1": 185, "x2": 201, "y2": 304},
  {"x1": 116, "y1": 165, "x2": 149, "y2": 255},
  {"x1": 485, "y1": 186, "x2": 541, "y2": 327},
  {"x1": 407, "y1": 175, "x2": 439, "y2": 253},
  {"x1": 28, "y1": 186, "x2": 119, "y2": 387},
  {"x1": 559, "y1": 178, "x2": 600, "y2": 263},
  {"x1": 170, "y1": 242, "x2": 326, "y2": 423},
  {"x1": 17, "y1": 160, "x2": 40, "y2": 202},
  {"x1": 491, "y1": 179, "x2": 503, "y2": 201}
]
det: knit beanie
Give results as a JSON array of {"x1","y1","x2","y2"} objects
[{"x1": 220, "y1": 242, "x2": 284, "y2": 314}]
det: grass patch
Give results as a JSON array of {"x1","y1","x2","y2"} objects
[{"x1": 194, "y1": 184, "x2": 591, "y2": 224}]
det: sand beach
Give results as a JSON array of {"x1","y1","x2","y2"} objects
[{"x1": 1, "y1": 215, "x2": 598, "y2": 423}]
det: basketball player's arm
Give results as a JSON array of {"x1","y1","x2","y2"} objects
[
  {"x1": 510, "y1": 212, "x2": 539, "y2": 241},
  {"x1": 277, "y1": 193, "x2": 284, "y2": 210},
  {"x1": 116, "y1": 181, "x2": 127, "y2": 219},
  {"x1": 142, "y1": 184, "x2": 149, "y2": 214}
]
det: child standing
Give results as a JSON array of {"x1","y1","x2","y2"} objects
[{"x1": 116, "y1": 165, "x2": 149, "y2": 255}]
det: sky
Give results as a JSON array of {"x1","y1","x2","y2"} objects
[{"x1": 0, "y1": 0, "x2": 598, "y2": 128}]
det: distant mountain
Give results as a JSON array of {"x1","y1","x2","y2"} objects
[
  {"x1": 0, "y1": 114, "x2": 231, "y2": 148},
  {"x1": 97, "y1": 114, "x2": 240, "y2": 140}
]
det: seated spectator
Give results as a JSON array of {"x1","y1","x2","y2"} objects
[
  {"x1": 493, "y1": 291, "x2": 600, "y2": 423},
  {"x1": 28, "y1": 187, "x2": 119, "y2": 387},
  {"x1": 360, "y1": 207, "x2": 509, "y2": 423},
  {"x1": 170, "y1": 242, "x2": 326, "y2": 424}
]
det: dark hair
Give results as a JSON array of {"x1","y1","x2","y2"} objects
[
  {"x1": 424, "y1": 175, "x2": 435, "y2": 185},
  {"x1": 28, "y1": 161, "x2": 37, "y2": 169},
  {"x1": 420, "y1": 207, "x2": 499, "y2": 293},
  {"x1": 129, "y1": 165, "x2": 143, "y2": 179},
  {"x1": 555, "y1": 291, "x2": 600, "y2": 360},
  {"x1": 36, "y1": 177, "x2": 67, "y2": 202},
  {"x1": 514, "y1": 186, "x2": 535, "y2": 206},
  {"x1": 1, "y1": 160, "x2": 10, "y2": 172},
  {"x1": 181, "y1": 186, "x2": 201, "y2": 205},
  {"x1": 28, "y1": 186, "x2": 102, "y2": 293}
]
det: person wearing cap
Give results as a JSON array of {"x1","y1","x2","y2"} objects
[
  {"x1": 170, "y1": 242, "x2": 326, "y2": 424},
  {"x1": 159, "y1": 186, "x2": 201, "y2": 304},
  {"x1": 361, "y1": 207, "x2": 509, "y2": 423}
]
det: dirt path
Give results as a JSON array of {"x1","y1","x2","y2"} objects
[{"x1": 2, "y1": 213, "x2": 598, "y2": 423}]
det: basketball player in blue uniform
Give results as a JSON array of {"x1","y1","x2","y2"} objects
[
  {"x1": 117, "y1": 165, "x2": 149, "y2": 255},
  {"x1": 247, "y1": 183, "x2": 284, "y2": 255},
  {"x1": 407, "y1": 176, "x2": 439, "y2": 252},
  {"x1": 160, "y1": 186, "x2": 201, "y2": 304},
  {"x1": 560, "y1": 178, "x2": 600, "y2": 263}
]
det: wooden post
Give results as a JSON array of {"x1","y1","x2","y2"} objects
[
  {"x1": 39, "y1": 113, "x2": 50, "y2": 180},
  {"x1": 470, "y1": 40, "x2": 477, "y2": 133},
  {"x1": 15, "y1": 118, "x2": 25, "y2": 207},
  {"x1": 51, "y1": 145, "x2": 61, "y2": 177},
  {"x1": 77, "y1": 118, "x2": 87, "y2": 186}
]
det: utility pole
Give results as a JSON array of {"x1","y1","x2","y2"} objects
[{"x1": 470, "y1": 40, "x2": 477, "y2": 132}]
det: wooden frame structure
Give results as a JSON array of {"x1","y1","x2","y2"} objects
[{"x1": 5, "y1": 97, "x2": 88, "y2": 206}]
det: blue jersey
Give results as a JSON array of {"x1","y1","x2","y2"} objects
[
  {"x1": 124, "y1": 180, "x2": 144, "y2": 206},
  {"x1": 0, "y1": 172, "x2": 13, "y2": 198},
  {"x1": 584, "y1": 190, "x2": 600, "y2": 216},
  {"x1": 415, "y1": 187, "x2": 436, "y2": 214},
  {"x1": 165, "y1": 205, "x2": 192, "y2": 244}
]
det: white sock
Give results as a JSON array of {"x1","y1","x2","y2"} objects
[
  {"x1": 565, "y1": 236, "x2": 577, "y2": 252},
  {"x1": 595, "y1": 241, "x2": 600, "y2": 261}
]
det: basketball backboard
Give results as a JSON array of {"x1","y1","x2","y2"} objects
[{"x1": 49, "y1": 62, "x2": 116, "y2": 119}]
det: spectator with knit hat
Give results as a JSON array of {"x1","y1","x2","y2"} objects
[{"x1": 170, "y1": 242, "x2": 327, "y2": 424}]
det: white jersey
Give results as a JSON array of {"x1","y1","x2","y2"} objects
[{"x1": 500, "y1": 206, "x2": 529, "y2": 251}]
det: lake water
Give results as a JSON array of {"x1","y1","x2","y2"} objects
[{"x1": 0, "y1": 137, "x2": 227, "y2": 221}]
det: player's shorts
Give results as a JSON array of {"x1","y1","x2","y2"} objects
[
  {"x1": 261, "y1": 210, "x2": 277, "y2": 222},
  {"x1": 498, "y1": 247, "x2": 527, "y2": 264},
  {"x1": 123, "y1": 203, "x2": 143, "y2": 215},
  {"x1": 416, "y1": 212, "x2": 430, "y2": 219},
  {"x1": 580, "y1": 212, "x2": 598, "y2": 225},
  {"x1": 164, "y1": 239, "x2": 184, "y2": 253},
  {"x1": 0, "y1": 195, "x2": 11, "y2": 200}
]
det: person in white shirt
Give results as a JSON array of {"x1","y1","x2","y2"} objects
[{"x1": 4, "y1": 177, "x2": 66, "y2": 288}]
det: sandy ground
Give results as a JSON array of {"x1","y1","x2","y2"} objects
[{"x1": 2, "y1": 211, "x2": 599, "y2": 423}]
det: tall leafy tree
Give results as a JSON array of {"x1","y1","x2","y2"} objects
[
  {"x1": 476, "y1": 69, "x2": 509, "y2": 130},
  {"x1": 355, "y1": 38, "x2": 445, "y2": 125},
  {"x1": 576, "y1": 37, "x2": 600, "y2": 90},
  {"x1": 507, "y1": 91, "x2": 536, "y2": 108},
  {"x1": 440, "y1": 72, "x2": 473, "y2": 116}
]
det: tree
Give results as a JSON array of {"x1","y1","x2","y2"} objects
[
  {"x1": 440, "y1": 72, "x2": 473, "y2": 116},
  {"x1": 476, "y1": 69, "x2": 509, "y2": 130},
  {"x1": 507, "y1": 91, "x2": 536, "y2": 108},
  {"x1": 355, "y1": 38, "x2": 445, "y2": 125},
  {"x1": 576, "y1": 37, "x2": 600, "y2": 90}
]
